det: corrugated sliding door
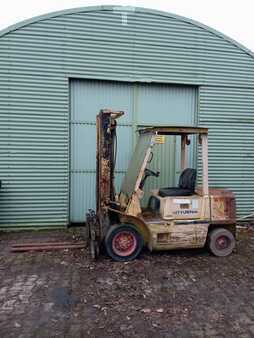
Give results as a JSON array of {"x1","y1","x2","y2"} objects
[
  {"x1": 70, "y1": 80, "x2": 197, "y2": 223},
  {"x1": 70, "y1": 80, "x2": 133, "y2": 223}
]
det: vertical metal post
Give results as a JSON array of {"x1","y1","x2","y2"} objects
[
  {"x1": 181, "y1": 135, "x2": 187, "y2": 170},
  {"x1": 201, "y1": 134, "x2": 209, "y2": 196}
]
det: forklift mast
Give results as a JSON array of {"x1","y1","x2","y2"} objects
[
  {"x1": 96, "y1": 109, "x2": 124, "y2": 215},
  {"x1": 87, "y1": 109, "x2": 124, "y2": 259}
]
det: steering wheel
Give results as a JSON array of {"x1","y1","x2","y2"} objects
[
  {"x1": 139, "y1": 168, "x2": 160, "y2": 190},
  {"x1": 144, "y1": 168, "x2": 160, "y2": 177}
]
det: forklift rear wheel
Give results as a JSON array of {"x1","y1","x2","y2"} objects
[
  {"x1": 207, "y1": 228, "x2": 235, "y2": 257},
  {"x1": 105, "y1": 224, "x2": 143, "y2": 262}
]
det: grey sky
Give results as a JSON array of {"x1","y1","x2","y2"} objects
[{"x1": 1, "y1": 0, "x2": 254, "y2": 52}]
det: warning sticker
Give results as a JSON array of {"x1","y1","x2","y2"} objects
[{"x1": 154, "y1": 135, "x2": 165, "y2": 144}]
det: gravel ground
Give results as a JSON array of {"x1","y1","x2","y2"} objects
[{"x1": 0, "y1": 227, "x2": 254, "y2": 338}]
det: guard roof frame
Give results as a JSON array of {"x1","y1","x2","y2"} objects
[{"x1": 138, "y1": 126, "x2": 209, "y2": 135}]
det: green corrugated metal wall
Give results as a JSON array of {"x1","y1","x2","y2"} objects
[
  {"x1": 199, "y1": 86, "x2": 254, "y2": 217},
  {"x1": 0, "y1": 5, "x2": 253, "y2": 228}
]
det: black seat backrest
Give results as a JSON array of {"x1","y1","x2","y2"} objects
[{"x1": 178, "y1": 168, "x2": 197, "y2": 192}]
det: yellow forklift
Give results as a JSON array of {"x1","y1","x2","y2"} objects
[{"x1": 86, "y1": 109, "x2": 236, "y2": 261}]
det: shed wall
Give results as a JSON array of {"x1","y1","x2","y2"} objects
[
  {"x1": 199, "y1": 86, "x2": 254, "y2": 216},
  {"x1": 0, "y1": 6, "x2": 253, "y2": 227}
]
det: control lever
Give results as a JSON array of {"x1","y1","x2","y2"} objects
[{"x1": 139, "y1": 168, "x2": 160, "y2": 190}]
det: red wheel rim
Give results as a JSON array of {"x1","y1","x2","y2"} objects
[
  {"x1": 112, "y1": 231, "x2": 137, "y2": 257},
  {"x1": 215, "y1": 235, "x2": 230, "y2": 250}
]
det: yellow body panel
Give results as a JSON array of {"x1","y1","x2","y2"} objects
[
  {"x1": 151, "y1": 190, "x2": 210, "y2": 221},
  {"x1": 146, "y1": 220, "x2": 209, "y2": 251}
]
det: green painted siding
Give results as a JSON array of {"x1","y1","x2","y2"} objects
[
  {"x1": 0, "y1": 6, "x2": 253, "y2": 227},
  {"x1": 199, "y1": 86, "x2": 254, "y2": 216}
]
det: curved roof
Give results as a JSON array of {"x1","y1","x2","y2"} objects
[{"x1": 0, "y1": 5, "x2": 253, "y2": 59}]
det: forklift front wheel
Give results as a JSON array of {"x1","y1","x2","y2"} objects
[
  {"x1": 104, "y1": 224, "x2": 144, "y2": 262},
  {"x1": 207, "y1": 228, "x2": 235, "y2": 257}
]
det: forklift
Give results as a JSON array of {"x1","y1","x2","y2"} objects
[{"x1": 86, "y1": 109, "x2": 236, "y2": 261}]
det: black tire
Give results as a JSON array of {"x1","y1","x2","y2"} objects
[
  {"x1": 207, "y1": 228, "x2": 235, "y2": 257},
  {"x1": 104, "y1": 224, "x2": 144, "y2": 262}
]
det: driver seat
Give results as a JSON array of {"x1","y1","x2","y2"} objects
[{"x1": 159, "y1": 168, "x2": 197, "y2": 197}]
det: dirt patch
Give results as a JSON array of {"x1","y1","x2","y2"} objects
[{"x1": 0, "y1": 227, "x2": 254, "y2": 337}]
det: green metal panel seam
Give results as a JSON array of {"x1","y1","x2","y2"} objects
[{"x1": 66, "y1": 74, "x2": 254, "y2": 90}]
